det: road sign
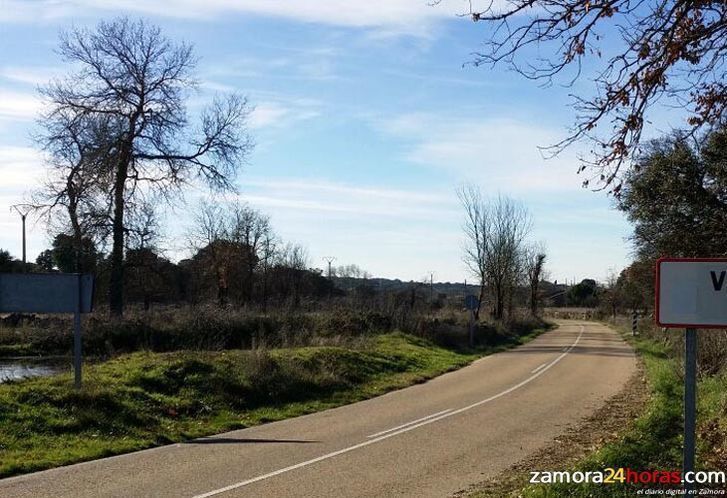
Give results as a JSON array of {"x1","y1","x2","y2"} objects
[
  {"x1": 0, "y1": 273, "x2": 94, "y2": 389},
  {"x1": 464, "y1": 294, "x2": 478, "y2": 310},
  {"x1": 656, "y1": 257, "x2": 727, "y2": 328},
  {"x1": 0, "y1": 273, "x2": 93, "y2": 313},
  {"x1": 653, "y1": 257, "x2": 726, "y2": 493}
]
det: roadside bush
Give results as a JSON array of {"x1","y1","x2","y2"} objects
[
  {"x1": 0, "y1": 304, "x2": 551, "y2": 359},
  {"x1": 609, "y1": 315, "x2": 727, "y2": 377}
]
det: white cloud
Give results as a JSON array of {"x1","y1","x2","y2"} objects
[
  {"x1": 247, "y1": 98, "x2": 321, "y2": 129},
  {"x1": 203, "y1": 56, "x2": 293, "y2": 81},
  {"x1": 203, "y1": 50, "x2": 342, "y2": 84},
  {"x1": 374, "y1": 112, "x2": 585, "y2": 193},
  {"x1": 248, "y1": 103, "x2": 289, "y2": 129},
  {"x1": 0, "y1": 146, "x2": 45, "y2": 188},
  {"x1": 0, "y1": 90, "x2": 42, "y2": 120},
  {"x1": 237, "y1": 177, "x2": 457, "y2": 220},
  {"x1": 0, "y1": 66, "x2": 62, "y2": 86},
  {"x1": 0, "y1": 0, "x2": 477, "y2": 36}
]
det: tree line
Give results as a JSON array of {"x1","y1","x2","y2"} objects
[{"x1": 3, "y1": 200, "x2": 338, "y2": 312}]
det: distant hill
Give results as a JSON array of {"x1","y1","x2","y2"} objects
[
  {"x1": 332, "y1": 276, "x2": 476, "y2": 296},
  {"x1": 332, "y1": 276, "x2": 572, "y2": 306}
]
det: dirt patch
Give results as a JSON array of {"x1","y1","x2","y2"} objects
[{"x1": 455, "y1": 358, "x2": 649, "y2": 498}]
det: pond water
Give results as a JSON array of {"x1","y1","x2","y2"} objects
[{"x1": 0, "y1": 359, "x2": 66, "y2": 383}]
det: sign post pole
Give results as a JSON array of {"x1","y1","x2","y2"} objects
[
  {"x1": 632, "y1": 310, "x2": 638, "y2": 336},
  {"x1": 684, "y1": 327, "x2": 697, "y2": 493}
]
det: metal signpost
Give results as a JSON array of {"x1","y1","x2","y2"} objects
[
  {"x1": 464, "y1": 294, "x2": 478, "y2": 347},
  {"x1": 656, "y1": 257, "x2": 727, "y2": 493},
  {"x1": 0, "y1": 273, "x2": 94, "y2": 389}
]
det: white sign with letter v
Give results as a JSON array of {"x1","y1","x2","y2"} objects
[{"x1": 656, "y1": 258, "x2": 727, "y2": 328}]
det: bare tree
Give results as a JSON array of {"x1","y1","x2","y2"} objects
[
  {"x1": 459, "y1": 186, "x2": 532, "y2": 320},
  {"x1": 278, "y1": 242, "x2": 309, "y2": 309},
  {"x1": 334, "y1": 264, "x2": 369, "y2": 279},
  {"x1": 32, "y1": 113, "x2": 114, "y2": 271},
  {"x1": 187, "y1": 200, "x2": 275, "y2": 307},
  {"x1": 458, "y1": 185, "x2": 489, "y2": 320},
  {"x1": 446, "y1": 1, "x2": 727, "y2": 191},
  {"x1": 604, "y1": 268, "x2": 620, "y2": 318},
  {"x1": 258, "y1": 230, "x2": 279, "y2": 313},
  {"x1": 188, "y1": 201, "x2": 229, "y2": 306},
  {"x1": 523, "y1": 243, "x2": 547, "y2": 316},
  {"x1": 39, "y1": 18, "x2": 253, "y2": 315},
  {"x1": 125, "y1": 200, "x2": 162, "y2": 252},
  {"x1": 489, "y1": 195, "x2": 532, "y2": 320},
  {"x1": 229, "y1": 204, "x2": 271, "y2": 304},
  {"x1": 123, "y1": 201, "x2": 164, "y2": 311}
]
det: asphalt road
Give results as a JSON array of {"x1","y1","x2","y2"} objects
[{"x1": 1, "y1": 320, "x2": 636, "y2": 498}]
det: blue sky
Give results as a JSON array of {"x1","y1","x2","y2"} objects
[{"x1": 0, "y1": 1, "x2": 640, "y2": 284}]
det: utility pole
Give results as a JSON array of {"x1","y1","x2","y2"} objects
[
  {"x1": 322, "y1": 257, "x2": 336, "y2": 301},
  {"x1": 322, "y1": 257, "x2": 336, "y2": 279},
  {"x1": 429, "y1": 272, "x2": 434, "y2": 303},
  {"x1": 10, "y1": 204, "x2": 32, "y2": 272}
]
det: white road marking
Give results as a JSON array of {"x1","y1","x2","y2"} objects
[
  {"x1": 366, "y1": 409, "x2": 453, "y2": 438},
  {"x1": 192, "y1": 325, "x2": 585, "y2": 498},
  {"x1": 530, "y1": 362, "x2": 548, "y2": 374}
]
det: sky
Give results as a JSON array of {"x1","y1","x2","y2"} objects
[{"x1": 0, "y1": 0, "x2": 643, "y2": 284}]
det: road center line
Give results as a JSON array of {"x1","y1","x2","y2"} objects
[
  {"x1": 530, "y1": 362, "x2": 548, "y2": 374},
  {"x1": 366, "y1": 409, "x2": 453, "y2": 438},
  {"x1": 192, "y1": 325, "x2": 585, "y2": 498}
]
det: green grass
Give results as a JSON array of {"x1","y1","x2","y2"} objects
[
  {"x1": 0, "y1": 326, "x2": 550, "y2": 478},
  {"x1": 520, "y1": 325, "x2": 727, "y2": 497}
]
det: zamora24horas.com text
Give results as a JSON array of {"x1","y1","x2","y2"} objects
[{"x1": 530, "y1": 468, "x2": 725, "y2": 489}]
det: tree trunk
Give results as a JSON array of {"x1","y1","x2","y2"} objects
[
  {"x1": 109, "y1": 131, "x2": 135, "y2": 317},
  {"x1": 68, "y1": 198, "x2": 82, "y2": 273},
  {"x1": 109, "y1": 164, "x2": 127, "y2": 317},
  {"x1": 495, "y1": 285, "x2": 504, "y2": 320},
  {"x1": 217, "y1": 265, "x2": 227, "y2": 306},
  {"x1": 475, "y1": 283, "x2": 486, "y2": 321},
  {"x1": 246, "y1": 262, "x2": 254, "y2": 305},
  {"x1": 261, "y1": 271, "x2": 268, "y2": 313}
]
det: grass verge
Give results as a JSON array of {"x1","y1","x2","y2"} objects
[{"x1": 0, "y1": 325, "x2": 550, "y2": 478}]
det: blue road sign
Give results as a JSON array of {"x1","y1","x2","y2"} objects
[{"x1": 464, "y1": 294, "x2": 478, "y2": 310}]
